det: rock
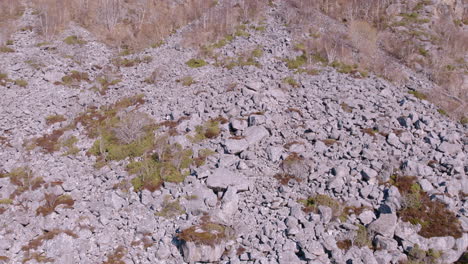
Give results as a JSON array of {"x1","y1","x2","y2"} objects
[
  {"x1": 223, "y1": 138, "x2": 249, "y2": 154},
  {"x1": 418, "y1": 179, "x2": 433, "y2": 192},
  {"x1": 318, "y1": 206, "x2": 332, "y2": 224},
  {"x1": 245, "y1": 81, "x2": 262, "y2": 91},
  {"x1": 368, "y1": 213, "x2": 397, "y2": 237},
  {"x1": 332, "y1": 166, "x2": 349, "y2": 178},
  {"x1": 427, "y1": 236, "x2": 455, "y2": 251},
  {"x1": 231, "y1": 119, "x2": 247, "y2": 131},
  {"x1": 181, "y1": 241, "x2": 225, "y2": 263},
  {"x1": 361, "y1": 167, "x2": 378, "y2": 181},
  {"x1": 374, "y1": 235, "x2": 398, "y2": 251},
  {"x1": 267, "y1": 146, "x2": 283, "y2": 162},
  {"x1": 438, "y1": 142, "x2": 462, "y2": 155},
  {"x1": 244, "y1": 126, "x2": 269, "y2": 145},
  {"x1": 358, "y1": 210, "x2": 375, "y2": 225},
  {"x1": 206, "y1": 168, "x2": 249, "y2": 191},
  {"x1": 387, "y1": 133, "x2": 401, "y2": 148},
  {"x1": 248, "y1": 114, "x2": 266, "y2": 126}
]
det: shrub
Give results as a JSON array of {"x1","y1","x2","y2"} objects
[
  {"x1": 112, "y1": 112, "x2": 153, "y2": 144},
  {"x1": 36, "y1": 193, "x2": 74, "y2": 216},
  {"x1": 127, "y1": 140, "x2": 193, "y2": 192},
  {"x1": 3, "y1": 167, "x2": 45, "y2": 198},
  {"x1": 186, "y1": 59, "x2": 208, "y2": 68}
]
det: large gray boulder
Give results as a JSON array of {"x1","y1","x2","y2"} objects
[
  {"x1": 368, "y1": 213, "x2": 397, "y2": 237},
  {"x1": 206, "y1": 168, "x2": 249, "y2": 191}
]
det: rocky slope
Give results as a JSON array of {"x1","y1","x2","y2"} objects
[{"x1": 0, "y1": 1, "x2": 467, "y2": 264}]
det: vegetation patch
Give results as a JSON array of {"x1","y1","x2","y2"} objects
[
  {"x1": 187, "y1": 119, "x2": 221, "y2": 143},
  {"x1": 36, "y1": 193, "x2": 74, "y2": 216},
  {"x1": 102, "y1": 246, "x2": 127, "y2": 264},
  {"x1": 285, "y1": 53, "x2": 307, "y2": 69},
  {"x1": 127, "y1": 142, "x2": 193, "y2": 192},
  {"x1": 177, "y1": 221, "x2": 233, "y2": 246},
  {"x1": 280, "y1": 153, "x2": 309, "y2": 178},
  {"x1": 59, "y1": 71, "x2": 90, "y2": 87},
  {"x1": 390, "y1": 175, "x2": 463, "y2": 238},
  {"x1": 177, "y1": 76, "x2": 196, "y2": 86},
  {"x1": 408, "y1": 90, "x2": 427, "y2": 100},
  {"x1": 1, "y1": 167, "x2": 45, "y2": 198},
  {"x1": 186, "y1": 59, "x2": 208, "y2": 68},
  {"x1": 14, "y1": 79, "x2": 28, "y2": 87},
  {"x1": 22, "y1": 229, "x2": 78, "y2": 259},
  {"x1": 354, "y1": 224, "x2": 372, "y2": 248},
  {"x1": 404, "y1": 244, "x2": 442, "y2": 264},
  {"x1": 0, "y1": 46, "x2": 15, "y2": 53},
  {"x1": 96, "y1": 76, "x2": 122, "y2": 95},
  {"x1": 193, "y1": 148, "x2": 216, "y2": 167},
  {"x1": 45, "y1": 115, "x2": 66, "y2": 126},
  {"x1": 274, "y1": 173, "x2": 302, "y2": 185},
  {"x1": 113, "y1": 56, "x2": 152, "y2": 67},
  {"x1": 155, "y1": 195, "x2": 185, "y2": 218},
  {"x1": 63, "y1": 35, "x2": 87, "y2": 45},
  {"x1": 299, "y1": 194, "x2": 343, "y2": 218},
  {"x1": 340, "y1": 103, "x2": 353, "y2": 113},
  {"x1": 283, "y1": 76, "x2": 299, "y2": 88}
]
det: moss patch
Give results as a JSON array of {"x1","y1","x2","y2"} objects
[{"x1": 186, "y1": 59, "x2": 208, "y2": 68}]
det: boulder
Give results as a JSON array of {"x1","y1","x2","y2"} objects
[
  {"x1": 368, "y1": 213, "x2": 397, "y2": 237},
  {"x1": 206, "y1": 168, "x2": 249, "y2": 191}
]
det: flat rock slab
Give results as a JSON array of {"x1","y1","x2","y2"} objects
[
  {"x1": 206, "y1": 168, "x2": 249, "y2": 191},
  {"x1": 368, "y1": 213, "x2": 397, "y2": 237}
]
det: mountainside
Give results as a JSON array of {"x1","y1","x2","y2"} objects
[{"x1": 0, "y1": 1, "x2": 467, "y2": 264}]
